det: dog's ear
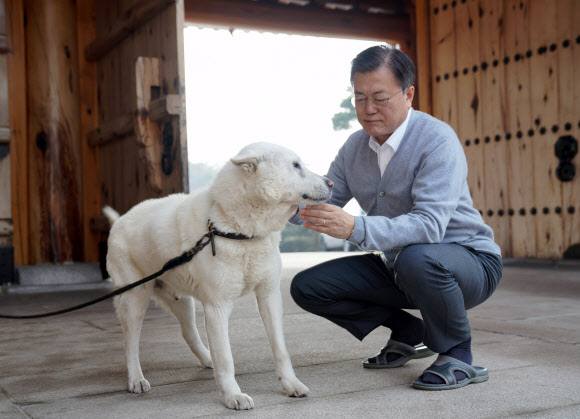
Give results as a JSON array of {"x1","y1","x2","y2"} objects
[{"x1": 230, "y1": 154, "x2": 261, "y2": 174}]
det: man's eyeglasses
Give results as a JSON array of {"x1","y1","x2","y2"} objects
[{"x1": 351, "y1": 88, "x2": 404, "y2": 109}]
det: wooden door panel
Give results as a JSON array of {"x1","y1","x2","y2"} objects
[
  {"x1": 91, "y1": 0, "x2": 187, "y2": 216},
  {"x1": 503, "y1": 0, "x2": 536, "y2": 258},
  {"x1": 428, "y1": 0, "x2": 579, "y2": 258}
]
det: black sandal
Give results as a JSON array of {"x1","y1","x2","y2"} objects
[
  {"x1": 363, "y1": 339, "x2": 435, "y2": 369},
  {"x1": 411, "y1": 355, "x2": 489, "y2": 390}
]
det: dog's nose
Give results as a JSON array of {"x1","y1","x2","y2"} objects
[{"x1": 324, "y1": 177, "x2": 334, "y2": 189}]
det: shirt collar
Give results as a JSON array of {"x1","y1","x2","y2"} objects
[{"x1": 368, "y1": 107, "x2": 413, "y2": 153}]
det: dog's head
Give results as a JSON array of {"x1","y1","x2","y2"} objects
[{"x1": 228, "y1": 142, "x2": 333, "y2": 206}]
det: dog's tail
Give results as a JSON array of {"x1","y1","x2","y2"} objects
[{"x1": 102, "y1": 206, "x2": 120, "y2": 226}]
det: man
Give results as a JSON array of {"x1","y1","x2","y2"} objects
[{"x1": 290, "y1": 45, "x2": 503, "y2": 390}]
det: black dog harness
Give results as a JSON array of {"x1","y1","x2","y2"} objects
[{"x1": 0, "y1": 220, "x2": 254, "y2": 319}]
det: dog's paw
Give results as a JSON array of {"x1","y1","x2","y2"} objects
[
  {"x1": 280, "y1": 376, "x2": 309, "y2": 398},
  {"x1": 198, "y1": 352, "x2": 213, "y2": 369},
  {"x1": 224, "y1": 393, "x2": 254, "y2": 410},
  {"x1": 128, "y1": 378, "x2": 151, "y2": 394}
]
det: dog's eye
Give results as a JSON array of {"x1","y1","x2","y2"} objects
[{"x1": 293, "y1": 162, "x2": 301, "y2": 170}]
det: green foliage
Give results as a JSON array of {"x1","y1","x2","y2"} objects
[
  {"x1": 332, "y1": 87, "x2": 356, "y2": 131},
  {"x1": 280, "y1": 223, "x2": 320, "y2": 252}
]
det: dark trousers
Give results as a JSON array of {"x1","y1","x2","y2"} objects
[{"x1": 290, "y1": 244, "x2": 503, "y2": 353}]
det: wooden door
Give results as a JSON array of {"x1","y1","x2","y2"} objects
[
  {"x1": 428, "y1": 0, "x2": 580, "y2": 259},
  {"x1": 88, "y1": 0, "x2": 188, "y2": 218}
]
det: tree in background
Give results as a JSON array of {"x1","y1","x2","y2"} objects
[{"x1": 332, "y1": 87, "x2": 356, "y2": 131}]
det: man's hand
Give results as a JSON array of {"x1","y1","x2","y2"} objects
[{"x1": 299, "y1": 204, "x2": 355, "y2": 240}]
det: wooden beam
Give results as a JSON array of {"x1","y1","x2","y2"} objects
[
  {"x1": 87, "y1": 113, "x2": 134, "y2": 147},
  {"x1": 397, "y1": 2, "x2": 417, "y2": 108},
  {"x1": 135, "y1": 57, "x2": 164, "y2": 193},
  {"x1": 149, "y1": 94, "x2": 182, "y2": 122},
  {"x1": 184, "y1": 0, "x2": 411, "y2": 42},
  {"x1": 76, "y1": 0, "x2": 100, "y2": 262},
  {"x1": 85, "y1": 0, "x2": 176, "y2": 61},
  {"x1": 87, "y1": 93, "x2": 181, "y2": 147},
  {"x1": 6, "y1": 0, "x2": 29, "y2": 265},
  {"x1": 175, "y1": 0, "x2": 189, "y2": 194},
  {"x1": 357, "y1": 1, "x2": 406, "y2": 13},
  {"x1": 25, "y1": 0, "x2": 83, "y2": 263},
  {"x1": 413, "y1": 0, "x2": 431, "y2": 114}
]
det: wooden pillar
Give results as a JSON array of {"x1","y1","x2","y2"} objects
[
  {"x1": 76, "y1": 0, "x2": 100, "y2": 262},
  {"x1": 396, "y1": 34, "x2": 419, "y2": 110},
  {"x1": 24, "y1": 0, "x2": 83, "y2": 263},
  {"x1": 398, "y1": 0, "x2": 432, "y2": 113},
  {"x1": 6, "y1": 0, "x2": 28, "y2": 265},
  {"x1": 413, "y1": 0, "x2": 432, "y2": 114}
]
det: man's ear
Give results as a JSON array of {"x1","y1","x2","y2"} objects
[
  {"x1": 404, "y1": 85, "x2": 415, "y2": 104},
  {"x1": 230, "y1": 154, "x2": 261, "y2": 174}
]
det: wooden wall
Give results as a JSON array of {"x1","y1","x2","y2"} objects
[{"x1": 429, "y1": 0, "x2": 579, "y2": 259}]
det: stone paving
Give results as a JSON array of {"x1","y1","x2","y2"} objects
[{"x1": 0, "y1": 253, "x2": 579, "y2": 418}]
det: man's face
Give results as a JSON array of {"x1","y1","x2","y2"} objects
[{"x1": 352, "y1": 66, "x2": 414, "y2": 145}]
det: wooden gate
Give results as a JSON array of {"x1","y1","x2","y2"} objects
[
  {"x1": 89, "y1": 0, "x2": 188, "y2": 218},
  {"x1": 5, "y1": 0, "x2": 187, "y2": 266},
  {"x1": 429, "y1": 0, "x2": 579, "y2": 259}
]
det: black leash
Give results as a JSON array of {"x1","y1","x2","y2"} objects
[{"x1": 0, "y1": 220, "x2": 253, "y2": 320}]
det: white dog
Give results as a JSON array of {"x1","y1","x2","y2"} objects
[{"x1": 103, "y1": 142, "x2": 333, "y2": 410}]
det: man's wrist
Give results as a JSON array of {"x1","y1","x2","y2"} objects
[{"x1": 348, "y1": 215, "x2": 364, "y2": 244}]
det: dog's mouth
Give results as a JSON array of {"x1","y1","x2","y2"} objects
[
  {"x1": 297, "y1": 178, "x2": 333, "y2": 205},
  {"x1": 300, "y1": 191, "x2": 331, "y2": 204}
]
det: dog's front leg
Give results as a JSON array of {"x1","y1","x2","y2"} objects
[
  {"x1": 255, "y1": 283, "x2": 310, "y2": 398},
  {"x1": 203, "y1": 302, "x2": 254, "y2": 410}
]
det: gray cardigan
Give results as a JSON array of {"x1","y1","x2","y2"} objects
[{"x1": 297, "y1": 110, "x2": 501, "y2": 259}]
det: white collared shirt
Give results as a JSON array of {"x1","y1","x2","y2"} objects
[{"x1": 368, "y1": 107, "x2": 413, "y2": 176}]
